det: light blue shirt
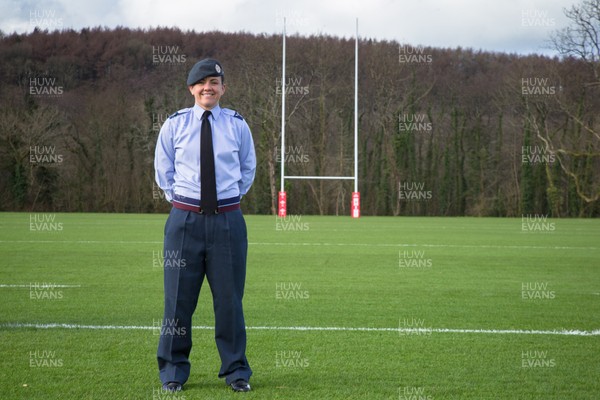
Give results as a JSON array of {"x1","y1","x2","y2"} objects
[{"x1": 154, "y1": 104, "x2": 256, "y2": 202}]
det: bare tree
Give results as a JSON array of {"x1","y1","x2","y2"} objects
[
  {"x1": 534, "y1": 0, "x2": 600, "y2": 205},
  {"x1": 551, "y1": 0, "x2": 600, "y2": 83}
]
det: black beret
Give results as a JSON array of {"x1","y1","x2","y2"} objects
[{"x1": 187, "y1": 58, "x2": 224, "y2": 86}]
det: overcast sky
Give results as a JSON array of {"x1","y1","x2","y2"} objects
[{"x1": 1, "y1": 0, "x2": 577, "y2": 55}]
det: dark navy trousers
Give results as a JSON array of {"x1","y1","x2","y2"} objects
[{"x1": 157, "y1": 207, "x2": 252, "y2": 385}]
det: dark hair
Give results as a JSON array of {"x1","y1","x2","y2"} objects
[
  {"x1": 190, "y1": 75, "x2": 224, "y2": 86},
  {"x1": 209, "y1": 74, "x2": 225, "y2": 84}
]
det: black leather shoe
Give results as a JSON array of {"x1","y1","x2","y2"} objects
[
  {"x1": 230, "y1": 379, "x2": 251, "y2": 392},
  {"x1": 162, "y1": 382, "x2": 182, "y2": 392}
]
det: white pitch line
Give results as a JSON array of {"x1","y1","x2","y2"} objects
[
  {"x1": 1, "y1": 322, "x2": 599, "y2": 336},
  {"x1": 0, "y1": 240, "x2": 163, "y2": 244},
  {"x1": 250, "y1": 242, "x2": 599, "y2": 250},
  {"x1": 0, "y1": 284, "x2": 81, "y2": 288},
  {"x1": 0, "y1": 240, "x2": 597, "y2": 250}
]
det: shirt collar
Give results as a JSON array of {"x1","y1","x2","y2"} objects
[{"x1": 194, "y1": 104, "x2": 222, "y2": 121}]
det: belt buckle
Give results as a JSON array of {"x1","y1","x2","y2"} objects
[{"x1": 198, "y1": 208, "x2": 218, "y2": 215}]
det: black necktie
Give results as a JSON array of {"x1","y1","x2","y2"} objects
[{"x1": 200, "y1": 111, "x2": 217, "y2": 213}]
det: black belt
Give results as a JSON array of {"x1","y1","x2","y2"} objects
[{"x1": 172, "y1": 201, "x2": 240, "y2": 214}]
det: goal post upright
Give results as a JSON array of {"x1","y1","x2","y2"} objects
[
  {"x1": 351, "y1": 17, "x2": 360, "y2": 218},
  {"x1": 278, "y1": 17, "x2": 287, "y2": 217}
]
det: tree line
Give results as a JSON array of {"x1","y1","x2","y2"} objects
[{"x1": 0, "y1": 21, "x2": 598, "y2": 216}]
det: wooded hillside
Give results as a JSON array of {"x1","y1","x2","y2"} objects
[{"x1": 0, "y1": 27, "x2": 598, "y2": 216}]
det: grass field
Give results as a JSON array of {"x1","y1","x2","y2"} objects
[{"x1": 0, "y1": 212, "x2": 599, "y2": 399}]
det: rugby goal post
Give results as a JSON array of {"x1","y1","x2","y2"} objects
[{"x1": 277, "y1": 18, "x2": 360, "y2": 218}]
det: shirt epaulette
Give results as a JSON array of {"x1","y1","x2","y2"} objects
[
  {"x1": 168, "y1": 108, "x2": 191, "y2": 119},
  {"x1": 223, "y1": 108, "x2": 245, "y2": 121}
]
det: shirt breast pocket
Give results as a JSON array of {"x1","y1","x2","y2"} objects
[{"x1": 214, "y1": 130, "x2": 239, "y2": 166}]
